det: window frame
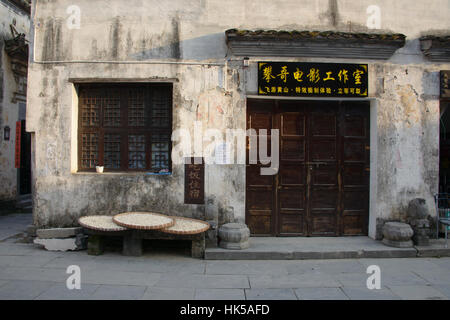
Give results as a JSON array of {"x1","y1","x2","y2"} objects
[{"x1": 77, "y1": 83, "x2": 173, "y2": 173}]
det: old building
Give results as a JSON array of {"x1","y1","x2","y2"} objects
[
  {"x1": 27, "y1": 0, "x2": 450, "y2": 241},
  {"x1": 0, "y1": 0, "x2": 31, "y2": 209}
]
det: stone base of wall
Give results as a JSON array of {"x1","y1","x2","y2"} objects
[{"x1": 376, "y1": 216, "x2": 438, "y2": 240}]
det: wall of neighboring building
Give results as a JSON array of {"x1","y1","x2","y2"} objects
[
  {"x1": 0, "y1": 0, "x2": 30, "y2": 203},
  {"x1": 27, "y1": 0, "x2": 450, "y2": 239}
]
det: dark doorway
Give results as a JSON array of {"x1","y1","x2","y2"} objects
[
  {"x1": 18, "y1": 120, "x2": 31, "y2": 195},
  {"x1": 246, "y1": 99, "x2": 370, "y2": 236},
  {"x1": 439, "y1": 100, "x2": 450, "y2": 193}
]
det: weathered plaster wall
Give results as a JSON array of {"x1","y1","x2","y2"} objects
[
  {"x1": 27, "y1": 57, "x2": 246, "y2": 227},
  {"x1": 0, "y1": 0, "x2": 30, "y2": 201},
  {"x1": 27, "y1": 0, "x2": 450, "y2": 238},
  {"x1": 245, "y1": 59, "x2": 443, "y2": 238}
]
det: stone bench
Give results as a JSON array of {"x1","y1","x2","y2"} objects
[{"x1": 83, "y1": 228, "x2": 206, "y2": 258}]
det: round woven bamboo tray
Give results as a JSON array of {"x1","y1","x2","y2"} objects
[
  {"x1": 112, "y1": 212, "x2": 175, "y2": 230},
  {"x1": 78, "y1": 215, "x2": 128, "y2": 232},
  {"x1": 160, "y1": 216, "x2": 210, "y2": 235}
]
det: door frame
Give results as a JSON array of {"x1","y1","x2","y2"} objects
[{"x1": 245, "y1": 96, "x2": 378, "y2": 238}]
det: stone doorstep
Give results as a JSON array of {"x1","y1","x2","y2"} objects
[
  {"x1": 415, "y1": 239, "x2": 450, "y2": 257},
  {"x1": 36, "y1": 227, "x2": 83, "y2": 239},
  {"x1": 205, "y1": 248, "x2": 450, "y2": 260},
  {"x1": 204, "y1": 249, "x2": 419, "y2": 260},
  {"x1": 204, "y1": 238, "x2": 450, "y2": 260},
  {"x1": 416, "y1": 248, "x2": 450, "y2": 258}
]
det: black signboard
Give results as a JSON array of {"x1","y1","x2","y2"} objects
[
  {"x1": 441, "y1": 71, "x2": 450, "y2": 99},
  {"x1": 258, "y1": 62, "x2": 368, "y2": 98}
]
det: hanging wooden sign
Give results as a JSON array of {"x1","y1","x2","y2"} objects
[
  {"x1": 184, "y1": 157, "x2": 205, "y2": 204},
  {"x1": 15, "y1": 121, "x2": 21, "y2": 168},
  {"x1": 441, "y1": 71, "x2": 450, "y2": 99}
]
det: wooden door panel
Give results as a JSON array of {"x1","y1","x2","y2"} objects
[
  {"x1": 282, "y1": 113, "x2": 305, "y2": 136},
  {"x1": 311, "y1": 188, "x2": 338, "y2": 209},
  {"x1": 246, "y1": 99, "x2": 370, "y2": 236},
  {"x1": 246, "y1": 100, "x2": 276, "y2": 235},
  {"x1": 344, "y1": 116, "x2": 366, "y2": 137},
  {"x1": 281, "y1": 139, "x2": 305, "y2": 160},
  {"x1": 342, "y1": 215, "x2": 365, "y2": 235},
  {"x1": 310, "y1": 139, "x2": 337, "y2": 161},
  {"x1": 311, "y1": 115, "x2": 336, "y2": 136},
  {"x1": 310, "y1": 214, "x2": 337, "y2": 235},
  {"x1": 249, "y1": 114, "x2": 272, "y2": 133},
  {"x1": 279, "y1": 214, "x2": 305, "y2": 235},
  {"x1": 344, "y1": 140, "x2": 366, "y2": 161},
  {"x1": 312, "y1": 164, "x2": 338, "y2": 185},
  {"x1": 247, "y1": 187, "x2": 273, "y2": 235},
  {"x1": 343, "y1": 190, "x2": 368, "y2": 211},
  {"x1": 247, "y1": 189, "x2": 273, "y2": 210},
  {"x1": 248, "y1": 215, "x2": 272, "y2": 235},
  {"x1": 278, "y1": 110, "x2": 307, "y2": 235},
  {"x1": 308, "y1": 106, "x2": 339, "y2": 235},
  {"x1": 343, "y1": 164, "x2": 367, "y2": 186},
  {"x1": 340, "y1": 101, "x2": 370, "y2": 235},
  {"x1": 247, "y1": 164, "x2": 273, "y2": 186},
  {"x1": 279, "y1": 164, "x2": 306, "y2": 185},
  {"x1": 279, "y1": 188, "x2": 305, "y2": 210}
]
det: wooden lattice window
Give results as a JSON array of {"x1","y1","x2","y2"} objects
[{"x1": 78, "y1": 83, "x2": 172, "y2": 172}]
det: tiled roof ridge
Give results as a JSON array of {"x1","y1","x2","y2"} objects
[
  {"x1": 420, "y1": 35, "x2": 450, "y2": 42},
  {"x1": 226, "y1": 29, "x2": 406, "y2": 41}
]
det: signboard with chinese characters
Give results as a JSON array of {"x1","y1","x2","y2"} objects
[
  {"x1": 258, "y1": 62, "x2": 368, "y2": 98},
  {"x1": 184, "y1": 157, "x2": 205, "y2": 204},
  {"x1": 441, "y1": 71, "x2": 450, "y2": 99}
]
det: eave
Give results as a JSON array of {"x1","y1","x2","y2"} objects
[{"x1": 226, "y1": 29, "x2": 406, "y2": 60}]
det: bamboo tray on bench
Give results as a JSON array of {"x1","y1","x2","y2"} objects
[
  {"x1": 160, "y1": 216, "x2": 210, "y2": 235},
  {"x1": 78, "y1": 215, "x2": 128, "y2": 232},
  {"x1": 112, "y1": 212, "x2": 175, "y2": 230}
]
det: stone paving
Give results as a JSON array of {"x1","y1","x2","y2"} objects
[
  {"x1": 0, "y1": 213, "x2": 32, "y2": 241},
  {"x1": 0, "y1": 213, "x2": 450, "y2": 300}
]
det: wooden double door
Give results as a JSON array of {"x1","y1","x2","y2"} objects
[{"x1": 246, "y1": 99, "x2": 370, "y2": 236}]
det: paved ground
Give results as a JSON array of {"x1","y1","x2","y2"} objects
[
  {"x1": 205, "y1": 236, "x2": 450, "y2": 260},
  {"x1": 0, "y1": 213, "x2": 450, "y2": 300},
  {"x1": 0, "y1": 213, "x2": 32, "y2": 241}
]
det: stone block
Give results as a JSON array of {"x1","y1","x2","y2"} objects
[
  {"x1": 382, "y1": 222, "x2": 414, "y2": 248},
  {"x1": 413, "y1": 234, "x2": 430, "y2": 246},
  {"x1": 205, "y1": 220, "x2": 218, "y2": 248},
  {"x1": 218, "y1": 223, "x2": 250, "y2": 250},
  {"x1": 34, "y1": 238, "x2": 78, "y2": 251},
  {"x1": 410, "y1": 219, "x2": 430, "y2": 228},
  {"x1": 26, "y1": 224, "x2": 37, "y2": 237},
  {"x1": 382, "y1": 238, "x2": 414, "y2": 248},
  {"x1": 206, "y1": 228, "x2": 218, "y2": 248},
  {"x1": 75, "y1": 234, "x2": 88, "y2": 250},
  {"x1": 122, "y1": 233, "x2": 143, "y2": 257},
  {"x1": 410, "y1": 219, "x2": 431, "y2": 246},
  {"x1": 36, "y1": 227, "x2": 83, "y2": 239},
  {"x1": 407, "y1": 198, "x2": 429, "y2": 220},
  {"x1": 87, "y1": 235, "x2": 104, "y2": 255},
  {"x1": 192, "y1": 235, "x2": 205, "y2": 258}
]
